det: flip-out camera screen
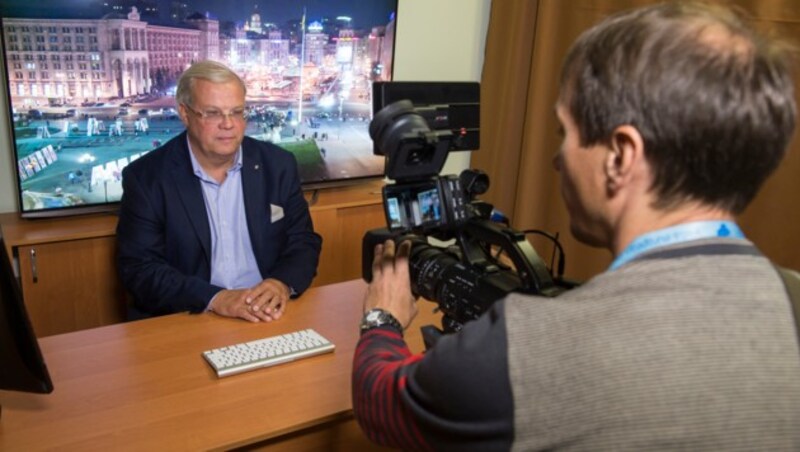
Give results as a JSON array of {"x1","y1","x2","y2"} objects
[{"x1": 383, "y1": 181, "x2": 444, "y2": 231}]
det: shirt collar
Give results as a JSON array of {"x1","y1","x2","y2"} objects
[{"x1": 186, "y1": 136, "x2": 243, "y2": 182}]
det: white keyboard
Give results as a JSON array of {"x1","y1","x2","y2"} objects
[{"x1": 202, "y1": 328, "x2": 335, "y2": 378}]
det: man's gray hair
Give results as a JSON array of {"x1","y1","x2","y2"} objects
[{"x1": 175, "y1": 60, "x2": 246, "y2": 107}]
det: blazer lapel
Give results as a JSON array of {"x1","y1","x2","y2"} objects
[
  {"x1": 169, "y1": 136, "x2": 212, "y2": 262},
  {"x1": 241, "y1": 142, "x2": 270, "y2": 262}
]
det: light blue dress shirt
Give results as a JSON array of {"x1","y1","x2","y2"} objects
[{"x1": 187, "y1": 141, "x2": 263, "y2": 306}]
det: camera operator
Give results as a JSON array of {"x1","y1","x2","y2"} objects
[{"x1": 352, "y1": 2, "x2": 800, "y2": 450}]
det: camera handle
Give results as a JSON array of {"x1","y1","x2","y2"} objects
[
  {"x1": 419, "y1": 220, "x2": 561, "y2": 350},
  {"x1": 456, "y1": 219, "x2": 560, "y2": 296},
  {"x1": 421, "y1": 325, "x2": 445, "y2": 350}
]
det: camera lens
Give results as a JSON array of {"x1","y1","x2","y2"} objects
[{"x1": 408, "y1": 245, "x2": 459, "y2": 300}]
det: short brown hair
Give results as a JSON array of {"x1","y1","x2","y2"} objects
[{"x1": 560, "y1": 2, "x2": 796, "y2": 214}]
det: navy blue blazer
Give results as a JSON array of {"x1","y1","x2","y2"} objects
[{"x1": 116, "y1": 132, "x2": 322, "y2": 318}]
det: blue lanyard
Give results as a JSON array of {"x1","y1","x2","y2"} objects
[{"x1": 609, "y1": 221, "x2": 746, "y2": 271}]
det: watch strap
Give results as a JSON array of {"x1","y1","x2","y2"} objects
[{"x1": 360, "y1": 308, "x2": 403, "y2": 335}]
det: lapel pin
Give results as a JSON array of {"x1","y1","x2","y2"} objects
[{"x1": 254, "y1": 164, "x2": 260, "y2": 170}]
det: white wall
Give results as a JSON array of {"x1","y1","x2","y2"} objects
[
  {"x1": 393, "y1": 0, "x2": 491, "y2": 176},
  {"x1": 0, "y1": 47, "x2": 17, "y2": 213},
  {"x1": 0, "y1": 0, "x2": 492, "y2": 213}
]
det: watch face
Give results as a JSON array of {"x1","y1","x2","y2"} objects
[{"x1": 361, "y1": 309, "x2": 401, "y2": 335}]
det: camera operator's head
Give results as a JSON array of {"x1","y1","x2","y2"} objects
[{"x1": 554, "y1": 1, "x2": 796, "y2": 249}]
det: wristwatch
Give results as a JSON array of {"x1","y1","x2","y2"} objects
[{"x1": 360, "y1": 308, "x2": 403, "y2": 335}]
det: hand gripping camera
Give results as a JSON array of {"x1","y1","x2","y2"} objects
[{"x1": 362, "y1": 82, "x2": 571, "y2": 344}]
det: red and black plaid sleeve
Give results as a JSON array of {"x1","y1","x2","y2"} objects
[{"x1": 352, "y1": 302, "x2": 514, "y2": 451}]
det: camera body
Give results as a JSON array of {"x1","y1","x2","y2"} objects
[
  {"x1": 362, "y1": 219, "x2": 562, "y2": 335},
  {"x1": 364, "y1": 82, "x2": 567, "y2": 337}
]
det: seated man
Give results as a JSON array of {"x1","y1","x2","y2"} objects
[
  {"x1": 352, "y1": 2, "x2": 800, "y2": 450},
  {"x1": 117, "y1": 60, "x2": 322, "y2": 322}
]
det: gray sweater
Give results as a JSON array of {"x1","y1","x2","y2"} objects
[{"x1": 508, "y1": 239, "x2": 800, "y2": 450}]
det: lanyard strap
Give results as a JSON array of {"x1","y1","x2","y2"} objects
[{"x1": 609, "y1": 221, "x2": 745, "y2": 271}]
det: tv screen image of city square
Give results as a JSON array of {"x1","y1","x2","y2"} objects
[{"x1": 1, "y1": 0, "x2": 397, "y2": 214}]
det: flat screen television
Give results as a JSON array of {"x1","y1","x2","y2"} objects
[
  {"x1": 0, "y1": 0, "x2": 397, "y2": 218},
  {"x1": 0, "y1": 237, "x2": 54, "y2": 396}
]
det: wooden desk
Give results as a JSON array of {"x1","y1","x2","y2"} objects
[{"x1": 0, "y1": 279, "x2": 441, "y2": 451}]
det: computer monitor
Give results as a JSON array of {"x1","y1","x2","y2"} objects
[{"x1": 0, "y1": 237, "x2": 54, "y2": 399}]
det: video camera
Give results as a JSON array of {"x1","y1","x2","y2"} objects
[{"x1": 363, "y1": 82, "x2": 573, "y2": 343}]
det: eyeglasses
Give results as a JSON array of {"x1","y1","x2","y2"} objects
[{"x1": 182, "y1": 104, "x2": 247, "y2": 124}]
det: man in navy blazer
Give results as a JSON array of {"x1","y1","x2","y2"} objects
[{"x1": 117, "y1": 61, "x2": 321, "y2": 321}]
